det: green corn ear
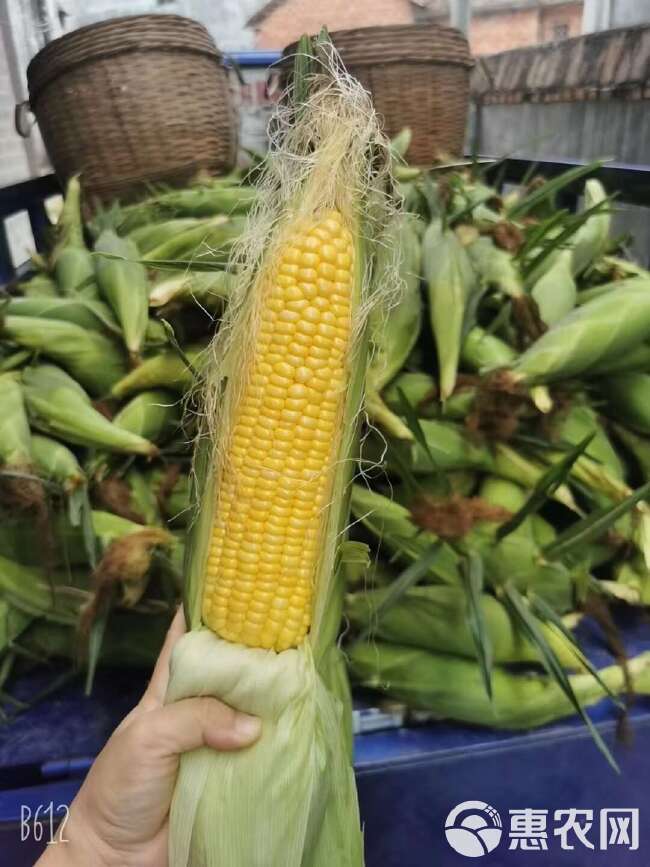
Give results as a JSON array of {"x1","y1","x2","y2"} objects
[
  {"x1": 465, "y1": 235, "x2": 523, "y2": 298},
  {"x1": 405, "y1": 419, "x2": 495, "y2": 473},
  {"x1": 0, "y1": 373, "x2": 32, "y2": 470},
  {"x1": 366, "y1": 214, "x2": 423, "y2": 439},
  {"x1": 149, "y1": 270, "x2": 235, "y2": 312},
  {"x1": 511, "y1": 282, "x2": 650, "y2": 384},
  {"x1": 588, "y1": 340, "x2": 650, "y2": 376},
  {"x1": 612, "y1": 424, "x2": 650, "y2": 480},
  {"x1": 461, "y1": 325, "x2": 516, "y2": 372},
  {"x1": 571, "y1": 179, "x2": 610, "y2": 277},
  {"x1": 0, "y1": 598, "x2": 33, "y2": 653},
  {"x1": 348, "y1": 642, "x2": 650, "y2": 729},
  {"x1": 128, "y1": 218, "x2": 208, "y2": 254},
  {"x1": 551, "y1": 402, "x2": 625, "y2": 479},
  {"x1": 18, "y1": 272, "x2": 59, "y2": 298},
  {"x1": 531, "y1": 249, "x2": 577, "y2": 327},
  {"x1": 0, "y1": 554, "x2": 84, "y2": 625},
  {"x1": 23, "y1": 364, "x2": 157, "y2": 456},
  {"x1": 599, "y1": 373, "x2": 650, "y2": 435},
  {"x1": 423, "y1": 219, "x2": 477, "y2": 399},
  {"x1": 110, "y1": 344, "x2": 205, "y2": 399},
  {"x1": 95, "y1": 230, "x2": 150, "y2": 360},
  {"x1": 51, "y1": 176, "x2": 98, "y2": 298},
  {"x1": 112, "y1": 389, "x2": 181, "y2": 444},
  {"x1": 143, "y1": 215, "x2": 245, "y2": 264},
  {"x1": 383, "y1": 371, "x2": 436, "y2": 417},
  {"x1": 350, "y1": 485, "x2": 461, "y2": 586},
  {"x1": 5, "y1": 295, "x2": 120, "y2": 335},
  {"x1": 120, "y1": 183, "x2": 257, "y2": 233},
  {"x1": 1, "y1": 316, "x2": 127, "y2": 396},
  {"x1": 346, "y1": 584, "x2": 578, "y2": 667},
  {"x1": 31, "y1": 434, "x2": 85, "y2": 492}
]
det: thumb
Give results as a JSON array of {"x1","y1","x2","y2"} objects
[{"x1": 145, "y1": 696, "x2": 262, "y2": 756}]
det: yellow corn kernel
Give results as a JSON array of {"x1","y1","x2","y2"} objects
[{"x1": 202, "y1": 210, "x2": 354, "y2": 651}]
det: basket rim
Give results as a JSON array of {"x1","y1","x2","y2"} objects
[{"x1": 27, "y1": 13, "x2": 223, "y2": 107}]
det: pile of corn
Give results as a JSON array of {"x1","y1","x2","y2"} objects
[
  {"x1": 0, "y1": 171, "x2": 254, "y2": 695},
  {"x1": 345, "y1": 153, "x2": 650, "y2": 755}
]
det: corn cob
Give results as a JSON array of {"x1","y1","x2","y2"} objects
[
  {"x1": 570, "y1": 179, "x2": 610, "y2": 277},
  {"x1": 464, "y1": 234, "x2": 523, "y2": 298},
  {"x1": 128, "y1": 217, "x2": 208, "y2": 254},
  {"x1": 31, "y1": 434, "x2": 85, "y2": 493},
  {"x1": 349, "y1": 642, "x2": 650, "y2": 729},
  {"x1": 382, "y1": 370, "x2": 437, "y2": 417},
  {"x1": 51, "y1": 176, "x2": 98, "y2": 298},
  {"x1": 94, "y1": 230, "x2": 150, "y2": 360},
  {"x1": 149, "y1": 270, "x2": 235, "y2": 312},
  {"x1": 112, "y1": 389, "x2": 181, "y2": 444},
  {"x1": 588, "y1": 340, "x2": 650, "y2": 376},
  {"x1": 423, "y1": 219, "x2": 477, "y2": 399},
  {"x1": 119, "y1": 183, "x2": 257, "y2": 233},
  {"x1": 165, "y1": 41, "x2": 391, "y2": 867},
  {"x1": 5, "y1": 295, "x2": 120, "y2": 335},
  {"x1": 551, "y1": 402, "x2": 624, "y2": 479},
  {"x1": 1, "y1": 316, "x2": 127, "y2": 397},
  {"x1": 143, "y1": 215, "x2": 245, "y2": 264},
  {"x1": 346, "y1": 584, "x2": 577, "y2": 666},
  {"x1": 110, "y1": 343, "x2": 205, "y2": 399},
  {"x1": 531, "y1": 248, "x2": 577, "y2": 326},
  {"x1": 366, "y1": 213, "x2": 423, "y2": 439},
  {"x1": 23, "y1": 365, "x2": 157, "y2": 456},
  {"x1": 18, "y1": 272, "x2": 58, "y2": 297},
  {"x1": 511, "y1": 282, "x2": 650, "y2": 384},
  {"x1": 461, "y1": 325, "x2": 516, "y2": 372},
  {"x1": 0, "y1": 373, "x2": 32, "y2": 472}
]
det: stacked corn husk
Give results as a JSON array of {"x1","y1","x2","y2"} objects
[
  {"x1": 0, "y1": 172, "x2": 254, "y2": 696},
  {"x1": 3, "y1": 147, "x2": 650, "y2": 762},
  {"x1": 346, "y1": 151, "x2": 650, "y2": 762}
]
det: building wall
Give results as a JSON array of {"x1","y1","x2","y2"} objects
[
  {"x1": 253, "y1": 0, "x2": 412, "y2": 49},
  {"x1": 540, "y1": 2, "x2": 583, "y2": 43},
  {"x1": 470, "y1": 8, "x2": 540, "y2": 55}
]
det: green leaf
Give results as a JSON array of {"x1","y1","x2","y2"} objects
[
  {"x1": 544, "y1": 479, "x2": 650, "y2": 560},
  {"x1": 503, "y1": 582, "x2": 619, "y2": 772},
  {"x1": 497, "y1": 434, "x2": 594, "y2": 540},
  {"x1": 92, "y1": 251, "x2": 225, "y2": 272},
  {"x1": 528, "y1": 592, "x2": 623, "y2": 708},
  {"x1": 396, "y1": 387, "x2": 451, "y2": 495},
  {"x1": 84, "y1": 588, "x2": 114, "y2": 696},
  {"x1": 357, "y1": 542, "x2": 442, "y2": 641},
  {"x1": 508, "y1": 162, "x2": 603, "y2": 220},
  {"x1": 460, "y1": 551, "x2": 493, "y2": 700}
]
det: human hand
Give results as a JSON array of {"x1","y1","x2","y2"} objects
[{"x1": 37, "y1": 608, "x2": 261, "y2": 867}]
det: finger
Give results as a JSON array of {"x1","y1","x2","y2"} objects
[
  {"x1": 143, "y1": 696, "x2": 262, "y2": 755},
  {"x1": 140, "y1": 606, "x2": 187, "y2": 709}
]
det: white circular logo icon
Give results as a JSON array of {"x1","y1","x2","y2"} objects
[{"x1": 445, "y1": 801, "x2": 503, "y2": 858}]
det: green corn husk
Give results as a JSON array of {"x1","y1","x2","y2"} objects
[
  {"x1": 129, "y1": 218, "x2": 209, "y2": 254},
  {"x1": 588, "y1": 341, "x2": 650, "y2": 376},
  {"x1": 110, "y1": 344, "x2": 206, "y2": 399},
  {"x1": 615, "y1": 558, "x2": 650, "y2": 605},
  {"x1": 1, "y1": 316, "x2": 127, "y2": 397},
  {"x1": 0, "y1": 372, "x2": 32, "y2": 470},
  {"x1": 0, "y1": 349, "x2": 31, "y2": 373},
  {"x1": 18, "y1": 272, "x2": 59, "y2": 298},
  {"x1": 403, "y1": 419, "x2": 495, "y2": 474},
  {"x1": 125, "y1": 468, "x2": 161, "y2": 526},
  {"x1": 599, "y1": 373, "x2": 650, "y2": 435},
  {"x1": 5, "y1": 295, "x2": 120, "y2": 335},
  {"x1": 94, "y1": 230, "x2": 150, "y2": 359},
  {"x1": 149, "y1": 270, "x2": 236, "y2": 312},
  {"x1": 491, "y1": 444, "x2": 579, "y2": 513},
  {"x1": 612, "y1": 424, "x2": 650, "y2": 480},
  {"x1": 51, "y1": 176, "x2": 98, "y2": 298},
  {"x1": 531, "y1": 248, "x2": 577, "y2": 327},
  {"x1": 348, "y1": 642, "x2": 650, "y2": 730},
  {"x1": 0, "y1": 554, "x2": 86, "y2": 625},
  {"x1": 119, "y1": 183, "x2": 257, "y2": 233},
  {"x1": 461, "y1": 325, "x2": 516, "y2": 372},
  {"x1": 112, "y1": 389, "x2": 181, "y2": 444},
  {"x1": 382, "y1": 371, "x2": 437, "y2": 417},
  {"x1": 366, "y1": 214, "x2": 423, "y2": 439},
  {"x1": 31, "y1": 434, "x2": 85, "y2": 493},
  {"x1": 423, "y1": 219, "x2": 477, "y2": 399},
  {"x1": 350, "y1": 485, "x2": 461, "y2": 585},
  {"x1": 19, "y1": 610, "x2": 171, "y2": 669},
  {"x1": 23, "y1": 365, "x2": 157, "y2": 456},
  {"x1": 464, "y1": 234, "x2": 523, "y2": 298},
  {"x1": 346, "y1": 584, "x2": 578, "y2": 667},
  {"x1": 0, "y1": 598, "x2": 33, "y2": 654},
  {"x1": 143, "y1": 215, "x2": 246, "y2": 264},
  {"x1": 511, "y1": 282, "x2": 650, "y2": 384},
  {"x1": 551, "y1": 403, "x2": 624, "y2": 479},
  {"x1": 571, "y1": 179, "x2": 610, "y2": 277}
]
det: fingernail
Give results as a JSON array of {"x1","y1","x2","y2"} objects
[{"x1": 234, "y1": 712, "x2": 262, "y2": 741}]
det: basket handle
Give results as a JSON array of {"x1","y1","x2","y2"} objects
[{"x1": 15, "y1": 101, "x2": 36, "y2": 138}]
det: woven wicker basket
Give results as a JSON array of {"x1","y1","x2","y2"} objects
[
  {"x1": 24, "y1": 14, "x2": 237, "y2": 208},
  {"x1": 282, "y1": 24, "x2": 473, "y2": 164}
]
